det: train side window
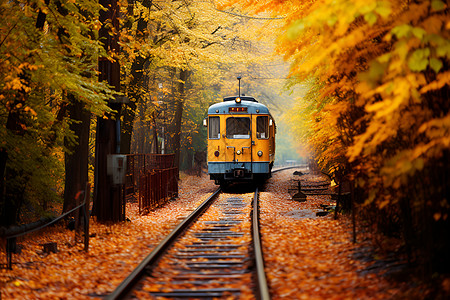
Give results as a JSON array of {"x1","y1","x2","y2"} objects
[
  {"x1": 226, "y1": 117, "x2": 250, "y2": 139},
  {"x1": 257, "y1": 116, "x2": 269, "y2": 139},
  {"x1": 208, "y1": 116, "x2": 220, "y2": 139}
]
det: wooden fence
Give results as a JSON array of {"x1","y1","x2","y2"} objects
[{"x1": 138, "y1": 167, "x2": 178, "y2": 214}]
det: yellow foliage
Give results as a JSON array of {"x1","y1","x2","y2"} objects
[{"x1": 222, "y1": 0, "x2": 450, "y2": 211}]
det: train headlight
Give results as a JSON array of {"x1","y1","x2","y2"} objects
[
  {"x1": 257, "y1": 150, "x2": 263, "y2": 157},
  {"x1": 235, "y1": 97, "x2": 241, "y2": 103},
  {"x1": 236, "y1": 150, "x2": 242, "y2": 155},
  {"x1": 214, "y1": 151, "x2": 220, "y2": 157}
]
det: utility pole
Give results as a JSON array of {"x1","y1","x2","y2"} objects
[
  {"x1": 92, "y1": 0, "x2": 124, "y2": 222},
  {"x1": 237, "y1": 76, "x2": 241, "y2": 97}
]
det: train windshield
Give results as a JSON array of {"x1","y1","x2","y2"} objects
[
  {"x1": 226, "y1": 117, "x2": 250, "y2": 139},
  {"x1": 208, "y1": 116, "x2": 220, "y2": 139},
  {"x1": 257, "y1": 116, "x2": 269, "y2": 139}
]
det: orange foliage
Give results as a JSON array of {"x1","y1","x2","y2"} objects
[{"x1": 221, "y1": 1, "x2": 450, "y2": 236}]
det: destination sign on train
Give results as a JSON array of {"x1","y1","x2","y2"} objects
[{"x1": 229, "y1": 107, "x2": 248, "y2": 113}]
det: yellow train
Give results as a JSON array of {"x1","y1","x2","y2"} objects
[{"x1": 204, "y1": 96, "x2": 276, "y2": 187}]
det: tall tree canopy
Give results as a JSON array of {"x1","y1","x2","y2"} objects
[
  {"x1": 0, "y1": 0, "x2": 116, "y2": 225},
  {"x1": 222, "y1": 0, "x2": 450, "y2": 275},
  {"x1": 120, "y1": 0, "x2": 292, "y2": 168}
]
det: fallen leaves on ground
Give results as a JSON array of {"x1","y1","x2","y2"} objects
[
  {"x1": 0, "y1": 170, "x2": 429, "y2": 299},
  {"x1": 0, "y1": 173, "x2": 216, "y2": 299},
  {"x1": 260, "y1": 169, "x2": 427, "y2": 299}
]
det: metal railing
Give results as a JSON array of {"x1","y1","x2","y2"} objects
[
  {"x1": 1, "y1": 154, "x2": 178, "y2": 268},
  {"x1": 1, "y1": 183, "x2": 91, "y2": 269},
  {"x1": 124, "y1": 154, "x2": 175, "y2": 198},
  {"x1": 138, "y1": 167, "x2": 178, "y2": 214},
  {"x1": 123, "y1": 154, "x2": 178, "y2": 214}
]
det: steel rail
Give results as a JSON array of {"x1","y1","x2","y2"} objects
[
  {"x1": 272, "y1": 165, "x2": 305, "y2": 173},
  {"x1": 108, "y1": 166, "x2": 303, "y2": 299},
  {"x1": 251, "y1": 166, "x2": 302, "y2": 299},
  {"x1": 107, "y1": 187, "x2": 221, "y2": 300},
  {"x1": 252, "y1": 187, "x2": 271, "y2": 300}
]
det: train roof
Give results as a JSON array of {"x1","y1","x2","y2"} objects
[
  {"x1": 223, "y1": 96, "x2": 258, "y2": 102},
  {"x1": 208, "y1": 96, "x2": 271, "y2": 115}
]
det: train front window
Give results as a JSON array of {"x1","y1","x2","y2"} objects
[
  {"x1": 226, "y1": 117, "x2": 250, "y2": 139},
  {"x1": 208, "y1": 116, "x2": 220, "y2": 139},
  {"x1": 257, "y1": 116, "x2": 269, "y2": 139}
]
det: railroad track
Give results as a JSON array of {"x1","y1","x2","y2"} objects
[
  {"x1": 299, "y1": 181, "x2": 331, "y2": 194},
  {"x1": 108, "y1": 186, "x2": 269, "y2": 299}
]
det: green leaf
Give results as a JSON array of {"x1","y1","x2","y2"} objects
[
  {"x1": 377, "y1": 53, "x2": 391, "y2": 63},
  {"x1": 364, "y1": 12, "x2": 377, "y2": 26},
  {"x1": 327, "y1": 15, "x2": 338, "y2": 27},
  {"x1": 360, "y1": 3, "x2": 377, "y2": 15},
  {"x1": 391, "y1": 24, "x2": 412, "y2": 38},
  {"x1": 287, "y1": 20, "x2": 305, "y2": 40},
  {"x1": 375, "y1": 5, "x2": 391, "y2": 18},
  {"x1": 408, "y1": 48, "x2": 430, "y2": 71},
  {"x1": 411, "y1": 27, "x2": 426, "y2": 40},
  {"x1": 429, "y1": 58, "x2": 443, "y2": 73},
  {"x1": 431, "y1": 0, "x2": 446, "y2": 11},
  {"x1": 436, "y1": 43, "x2": 450, "y2": 58}
]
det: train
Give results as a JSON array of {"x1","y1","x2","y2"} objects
[{"x1": 204, "y1": 95, "x2": 276, "y2": 187}]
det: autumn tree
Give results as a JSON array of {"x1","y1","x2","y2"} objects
[
  {"x1": 119, "y1": 0, "x2": 284, "y2": 169},
  {"x1": 0, "y1": 0, "x2": 115, "y2": 225},
  {"x1": 223, "y1": 0, "x2": 450, "y2": 276},
  {"x1": 119, "y1": 0, "x2": 153, "y2": 155}
]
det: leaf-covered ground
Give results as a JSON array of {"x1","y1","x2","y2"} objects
[
  {"x1": 260, "y1": 169, "x2": 432, "y2": 299},
  {"x1": 0, "y1": 169, "x2": 433, "y2": 299},
  {"x1": 0, "y1": 173, "x2": 217, "y2": 299}
]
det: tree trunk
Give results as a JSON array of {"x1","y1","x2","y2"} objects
[
  {"x1": 120, "y1": 102, "x2": 136, "y2": 154},
  {"x1": 63, "y1": 95, "x2": 91, "y2": 212},
  {"x1": 92, "y1": 0, "x2": 123, "y2": 222},
  {"x1": 0, "y1": 75, "x2": 28, "y2": 227},
  {"x1": 92, "y1": 114, "x2": 120, "y2": 221},
  {"x1": 0, "y1": 148, "x2": 6, "y2": 220},
  {"x1": 120, "y1": 0, "x2": 153, "y2": 154},
  {"x1": 152, "y1": 112, "x2": 159, "y2": 154},
  {"x1": 173, "y1": 69, "x2": 189, "y2": 171},
  {"x1": 185, "y1": 149, "x2": 193, "y2": 171}
]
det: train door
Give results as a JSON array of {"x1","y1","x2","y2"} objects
[
  {"x1": 269, "y1": 117, "x2": 275, "y2": 159},
  {"x1": 207, "y1": 116, "x2": 221, "y2": 161},
  {"x1": 225, "y1": 116, "x2": 252, "y2": 176},
  {"x1": 254, "y1": 115, "x2": 269, "y2": 160}
]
